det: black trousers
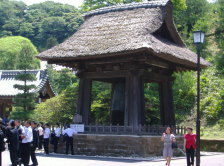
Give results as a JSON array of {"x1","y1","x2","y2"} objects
[
  {"x1": 54, "y1": 137, "x2": 59, "y2": 153},
  {"x1": 0, "y1": 152, "x2": 2, "y2": 166},
  {"x1": 43, "y1": 138, "x2": 49, "y2": 154},
  {"x1": 18, "y1": 142, "x2": 22, "y2": 159},
  {"x1": 30, "y1": 146, "x2": 38, "y2": 166},
  {"x1": 21, "y1": 143, "x2": 31, "y2": 166},
  {"x1": 66, "y1": 137, "x2": 74, "y2": 155},
  {"x1": 9, "y1": 149, "x2": 18, "y2": 166},
  {"x1": 186, "y1": 146, "x2": 195, "y2": 166},
  {"x1": 38, "y1": 135, "x2": 43, "y2": 149}
]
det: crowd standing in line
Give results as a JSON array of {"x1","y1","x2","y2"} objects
[{"x1": 0, "y1": 118, "x2": 78, "y2": 166}]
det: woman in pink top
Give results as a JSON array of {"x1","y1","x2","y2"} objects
[{"x1": 184, "y1": 127, "x2": 196, "y2": 166}]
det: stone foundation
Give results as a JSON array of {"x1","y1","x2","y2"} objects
[{"x1": 49, "y1": 134, "x2": 184, "y2": 157}]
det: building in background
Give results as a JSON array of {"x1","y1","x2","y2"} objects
[{"x1": 0, "y1": 70, "x2": 55, "y2": 119}]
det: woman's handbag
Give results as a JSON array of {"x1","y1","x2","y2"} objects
[{"x1": 172, "y1": 142, "x2": 178, "y2": 149}]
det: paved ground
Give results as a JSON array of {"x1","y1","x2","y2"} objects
[{"x1": 2, "y1": 151, "x2": 224, "y2": 166}]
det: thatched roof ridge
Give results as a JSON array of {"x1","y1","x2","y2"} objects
[
  {"x1": 84, "y1": 0, "x2": 169, "y2": 18},
  {"x1": 37, "y1": 0, "x2": 210, "y2": 70}
]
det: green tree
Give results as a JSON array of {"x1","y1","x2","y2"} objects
[
  {"x1": 10, "y1": 43, "x2": 38, "y2": 120},
  {"x1": 0, "y1": 36, "x2": 40, "y2": 70},
  {"x1": 173, "y1": 0, "x2": 209, "y2": 34},
  {"x1": 47, "y1": 66, "x2": 77, "y2": 94},
  {"x1": 0, "y1": 0, "x2": 83, "y2": 51},
  {"x1": 215, "y1": 0, "x2": 224, "y2": 74},
  {"x1": 32, "y1": 82, "x2": 78, "y2": 124}
]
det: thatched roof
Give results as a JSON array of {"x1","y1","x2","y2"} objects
[{"x1": 37, "y1": 0, "x2": 210, "y2": 69}]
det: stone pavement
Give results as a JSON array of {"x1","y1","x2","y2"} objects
[{"x1": 2, "y1": 151, "x2": 224, "y2": 166}]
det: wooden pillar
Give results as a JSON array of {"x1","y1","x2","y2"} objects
[
  {"x1": 76, "y1": 78, "x2": 92, "y2": 125},
  {"x1": 124, "y1": 77, "x2": 130, "y2": 126},
  {"x1": 159, "y1": 80, "x2": 175, "y2": 126},
  {"x1": 125, "y1": 72, "x2": 145, "y2": 129}
]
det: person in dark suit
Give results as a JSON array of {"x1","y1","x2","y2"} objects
[
  {"x1": 7, "y1": 120, "x2": 19, "y2": 166},
  {"x1": 0, "y1": 118, "x2": 6, "y2": 166},
  {"x1": 31, "y1": 121, "x2": 38, "y2": 166},
  {"x1": 15, "y1": 120, "x2": 23, "y2": 160}
]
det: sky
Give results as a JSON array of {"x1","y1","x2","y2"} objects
[{"x1": 18, "y1": 0, "x2": 216, "y2": 8}]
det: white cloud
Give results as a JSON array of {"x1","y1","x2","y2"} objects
[{"x1": 18, "y1": 0, "x2": 84, "y2": 7}]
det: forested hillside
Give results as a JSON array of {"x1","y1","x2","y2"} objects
[
  {"x1": 0, "y1": 0, "x2": 223, "y2": 137},
  {"x1": 0, "y1": 0, "x2": 83, "y2": 51}
]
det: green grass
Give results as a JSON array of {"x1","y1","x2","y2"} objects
[{"x1": 201, "y1": 124, "x2": 224, "y2": 140}]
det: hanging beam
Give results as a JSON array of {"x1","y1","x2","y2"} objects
[{"x1": 159, "y1": 80, "x2": 176, "y2": 126}]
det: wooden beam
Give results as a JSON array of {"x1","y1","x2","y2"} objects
[{"x1": 80, "y1": 70, "x2": 130, "y2": 79}]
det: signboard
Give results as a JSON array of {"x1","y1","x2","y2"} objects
[{"x1": 70, "y1": 124, "x2": 84, "y2": 133}]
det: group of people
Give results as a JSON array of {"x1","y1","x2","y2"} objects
[
  {"x1": 0, "y1": 118, "x2": 197, "y2": 166},
  {"x1": 0, "y1": 119, "x2": 78, "y2": 166},
  {"x1": 161, "y1": 127, "x2": 196, "y2": 166}
]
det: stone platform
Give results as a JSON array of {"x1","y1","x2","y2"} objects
[{"x1": 49, "y1": 134, "x2": 184, "y2": 157}]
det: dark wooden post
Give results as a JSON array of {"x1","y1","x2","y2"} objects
[
  {"x1": 124, "y1": 76, "x2": 130, "y2": 126},
  {"x1": 125, "y1": 72, "x2": 145, "y2": 130},
  {"x1": 76, "y1": 78, "x2": 92, "y2": 125},
  {"x1": 159, "y1": 80, "x2": 175, "y2": 126}
]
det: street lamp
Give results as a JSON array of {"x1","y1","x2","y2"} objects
[{"x1": 193, "y1": 30, "x2": 205, "y2": 166}]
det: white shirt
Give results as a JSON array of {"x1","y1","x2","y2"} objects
[
  {"x1": 55, "y1": 127, "x2": 61, "y2": 137},
  {"x1": 22, "y1": 126, "x2": 33, "y2": 143},
  {"x1": 44, "y1": 128, "x2": 50, "y2": 139},
  {"x1": 38, "y1": 126, "x2": 43, "y2": 136},
  {"x1": 20, "y1": 125, "x2": 25, "y2": 135},
  {"x1": 62, "y1": 128, "x2": 77, "y2": 137}
]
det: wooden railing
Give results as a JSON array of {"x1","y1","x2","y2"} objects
[{"x1": 83, "y1": 124, "x2": 185, "y2": 135}]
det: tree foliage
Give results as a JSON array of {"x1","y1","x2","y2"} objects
[
  {"x1": 47, "y1": 66, "x2": 77, "y2": 94},
  {"x1": 10, "y1": 44, "x2": 38, "y2": 120},
  {"x1": 0, "y1": 0, "x2": 84, "y2": 51},
  {"x1": 0, "y1": 36, "x2": 40, "y2": 70},
  {"x1": 215, "y1": 0, "x2": 224, "y2": 74},
  {"x1": 32, "y1": 82, "x2": 78, "y2": 124}
]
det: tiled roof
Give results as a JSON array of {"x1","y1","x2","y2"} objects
[{"x1": 0, "y1": 70, "x2": 53, "y2": 97}]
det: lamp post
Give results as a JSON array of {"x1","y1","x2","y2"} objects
[{"x1": 193, "y1": 30, "x2": 205, "y2": 166}]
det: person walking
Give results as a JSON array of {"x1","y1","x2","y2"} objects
[
  {"x1": 184, "y1": 127, "x2": 196, "y2": 166},
  {"x1": 63, "y1": 124, "x2": 77, "y2": 155},
  {"x1": 6, "y1": 120, "x2": 19, "y2": 166},
  {"x1": 54, "y1": 123, "x2": 60, "y2": 153},
  {"x1": 21, "y1": 121, "x2": 33, "y2": 166},
  {"x1": 37, "y1": 122, "x2": 44, "y2": 150},
  {"x1": 161, "y1": 127, "x2": 176, "y2": 166},
  {"x1": 31, "y1": 121, "x2": 38, "y2": 166},
  {"x1": 43, "y1": 123, "x2": 50, "y2": 155}
]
